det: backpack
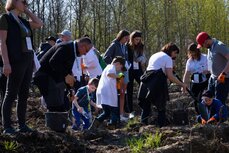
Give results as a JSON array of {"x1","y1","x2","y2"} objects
[{"x1": 94, "y1": 49, "x2": 107, "y2": 70}]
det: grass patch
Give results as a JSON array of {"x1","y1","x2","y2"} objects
[
  {"x1": 2, "y1": 140, "x2": 19, "y2": 152},
  {"x1": 127, "y1": 131, "x2": 162, "y2": 153}
]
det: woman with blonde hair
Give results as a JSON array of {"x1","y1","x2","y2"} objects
[{"x1": 0, "y1": 0, "x2": 43, "y2": 134}]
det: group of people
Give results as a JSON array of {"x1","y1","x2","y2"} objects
[{"x1": 0, "y1": 0, "x2": 228, "y2": 135}]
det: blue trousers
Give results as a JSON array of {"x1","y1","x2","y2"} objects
[
  {"x1": 208, "y1": 77, "x2": 229, "y2": 105},
  {"x1": 72, "y1": 106, "x2": 90, "y2": 129}
]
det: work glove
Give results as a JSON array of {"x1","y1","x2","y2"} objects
[
  {"x1": 117, "y1": 72, "x2": 125, "y2": 79},
  {"x1": 217, "y1": 72, "x2": 226, "y2": 83},
  {"x1": 201, "y1": 118, "x2": 207, "y2": 125},
  {"x1": 207, "y1": 117, "x2": 216, "y2": 124}
]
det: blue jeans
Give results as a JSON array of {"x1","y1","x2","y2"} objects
[
  {"x1": 72, "y1": 106, "x2": 90, "y2": 129},
  {"x1": 97, "y1": 104, "x2": 119, "y2": 124},
  {"x1": 208, "y1": 77, "x2": 229, "y2": 105}
]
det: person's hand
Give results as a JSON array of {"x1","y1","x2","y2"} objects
[
  {"x1": 207, "y1": 117, "x2": 216, "y2": 124},
  {"x1": 81, "y1": 63, "x2": 86, "y2": 70},
  {"x1": 3, "y1": 64, "x2": 11, "y2": 77},
  {"x1": 201, "y1": 118, "x2": 207, "y2": 125},
  {"x1": 117, "y1": 72, "x2": 125, "y2": 79},
  {"x1": 77, "y1": 107, "x2": 83, "y2": 113},
  {"x1": 65, "y1": 74, "x2": 76, "y2": 87},
  {"x1": 217, "y1": 72, "x2": 226, "y2": 83}
]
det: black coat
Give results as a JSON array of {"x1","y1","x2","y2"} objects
[{"x1": 138, "y1": 69, "x2": 169, "y2": 111}]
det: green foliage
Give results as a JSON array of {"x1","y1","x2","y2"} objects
[
  {"x1": 3, "y1": 141, "x2": 19, "y2": 152},
  {"x1": 127, "y1": 137, "x2": 144, "y2": 153},
  {"x1": 125, "y1": 117, "x2": 140, "y2": 130},
  {"x1": 127, "y1": 131, "x2": 162, "y2": 153}
]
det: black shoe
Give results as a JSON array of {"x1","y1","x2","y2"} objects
[
  {"x1": 3, "y1": 127, "x2": 16, "y2": 135},
  {"x1": 17, "y1": 125, "x2": 34, "y2": 133},
  {"x1": 107, "y1": 122, "x2": 117, "y2": 130}
]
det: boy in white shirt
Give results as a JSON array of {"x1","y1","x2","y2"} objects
[{"x1": 89, "y1": 56, "x2": 126, "y2": 129}]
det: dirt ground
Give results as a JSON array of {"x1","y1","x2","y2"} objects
[{"x1": 0, "y1": 85, "x2": 229, "y2": 153}]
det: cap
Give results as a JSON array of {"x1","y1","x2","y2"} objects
[
  {"x1": 202, "y1": 90, "x2": 214, "y2": 98},
  {"x1": 58, "y1": 30, "x2": 72, "y2": 37},
  {"x1": 45, "y1": 36, "x2": 56, "y2": 42},
  {"x1": 196, "y1": 32, "x2": 209, "y2": 49},
  {"x1": 113, "y1": 56, "x2": 127, "y2": 72}
]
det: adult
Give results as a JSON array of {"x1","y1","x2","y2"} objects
[
  {"x1": 0, "y1": 0, "x2": 43, "y2": 134},
  {"x1": 37, "y1": 36, "x2": 56, "y2": 60},
  {"x1": 126, "y1": 30, "x2": 146, "y2": 114},
  {"x1": 34, "y1": 37, "x2": 91, "y2": 112},
  {"x1": 82, "y1": 44, "x2": 102, "y2": 79},
  {"x1": 57, "y1": 29, "x2": 72, "y2": 43},
  {"x1": 196, "y1": 32, "x2": 229, "y2": 104},
  {"x1": 103, "y1": 30, "x2": 130, "y2": 121},
  {"x1": 138, "y1": 43, "x2": 187, "y2": 127},
  {"x1": 183, "y1": 43, "x2": 210, "y2": 114}
]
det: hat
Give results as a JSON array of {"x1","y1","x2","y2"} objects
[
  {"x1": 113, "y1": 56, "x2": 127, "y2": 72},
  {"x1": 202, "y1": 90, "x2": 214, "y2": 98},
  {"x1": 196, "y1": 32, "x2": 209, "y2": 49},
  {"x1": 58, "y1": 30, "x2": 72, "y2": 37},
  {"x1": 45, "y1": 36, "x2": 56, "y2": 42},
  {"x1": 188, "y1": 43, "x2": 198, "y2": 52}
]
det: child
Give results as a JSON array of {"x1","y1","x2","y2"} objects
[
  {"x1": 197, "y1": 90, "x2": 228, "y2": 125},
  {"x1": 90, "y1": 56, "x2": 127, "y2": 129},
  {"x1": 72, "y1": 78, "x2": 99, "y2": 130}
]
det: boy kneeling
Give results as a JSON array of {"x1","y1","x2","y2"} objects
[{"x1": 197, "y1": 90, "x2": 228, "y2": 125}]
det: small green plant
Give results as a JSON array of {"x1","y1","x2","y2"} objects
[
  {"x1": 127, "y1": 131, "x2": 162, "y2": 153},
  {"x1": 144, "y1": 131, "x2": 162, "y2": 149},
  {"x1": 3, "y1": 141, "x2": 18, "y2": 152},
  {"x1": 127, "y1": 137, "x2": 144, "y2": 153}
]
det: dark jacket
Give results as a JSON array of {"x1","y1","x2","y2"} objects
[
  {"x1": 199, "y1": 98, "x2": 228, "y2": 121},
  {"x1": 3, "y1": 13, "x2": 34, "y2": 64},
  {"x1": 138, "y1": 69, "x2": 169, "y2": 111},
  {"x1": 37, "y1": 42, "x2": 52, "y2": 60},
  {"x1": 37, "y1": 41, "x2": 79, "y2": 83},
  {"x1": 103, "y1": 39, "x2": 128, "y2": 64}
]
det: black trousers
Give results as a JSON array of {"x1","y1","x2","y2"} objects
[
  {"x1": 2, "y1": 53, "x2": 33, "y2": 129},
  {"x1": 0, "y1": 73, "x2": 7, "y2": 111},
  {"x1": 126, "y1": 69, "x2": 142, "y2": 113}
]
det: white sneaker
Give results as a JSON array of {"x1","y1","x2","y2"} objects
[
  {"x1": 129, "y1": 112, "x2": 135, "y2": 119},
  {"x1": 120, "y1": 115, "x2": 129, "y2": 122}
]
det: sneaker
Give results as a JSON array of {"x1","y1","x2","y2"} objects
[
  {"x1": 88, "y1": 118, "x2": 101, "y2": 130},
  {"x1": 120, "y1": 115, "x2": 129, "y2": 122},
  {"x1": 72, "y1": 125, "x2": 80, "y2": 131},
  {"x1": 107, "y1": 122, "x2": 116, "y2": 130},
  {"x1": 129, "y1": 112, "x2": 135, "y2": 119},
  {"x1": 17, "y1": 125, "x2": 34, "y2": 133},
  {"x1": 3, "y1": 127, "x2": 16, "y2": 135}
]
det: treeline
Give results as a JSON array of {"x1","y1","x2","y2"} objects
[{"x1": 0, "y1": 0, "x2": 229, "y2": 73}]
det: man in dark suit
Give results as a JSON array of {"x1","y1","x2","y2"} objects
[
  {"x1": 34, "y1": 37, "x2": 92, "y2": 112},
  {"x1": 37, "y1": 36, "x2": 56, "y2": 60}
]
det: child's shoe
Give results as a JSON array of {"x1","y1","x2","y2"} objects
[{"x1": 120, "y1": 115, "x2": 129, "y2": 122}]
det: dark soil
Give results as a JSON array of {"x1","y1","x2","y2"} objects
[{"x1": 0, "y1": 85, "x2": 229, "y2": 153}]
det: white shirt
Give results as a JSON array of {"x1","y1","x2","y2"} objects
[
  {"x1": 185, "y1": 54, "x2": 208, "y2": 83},
  {"x1": 72, "y1": 57, "x2": 82, "y2": 81},
  {"x1": 96, "y1": 64, "x2": 118, "y2": 107},
  {"x1": 83, "y1": 47, "x2": 102, "y2": 78},
  {"x1": 185, "y1": 54, "x2": 208, "y2": 74},
  {"x1": 147, "y1": 52, "x2": 173, "y2": 73}
]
